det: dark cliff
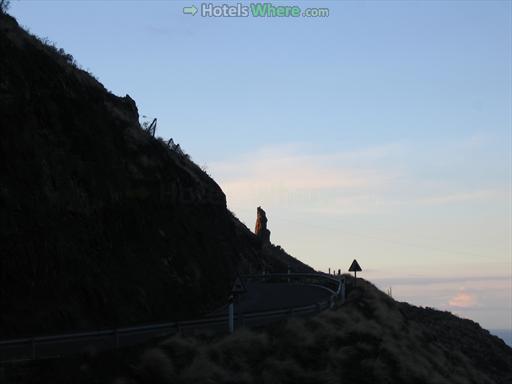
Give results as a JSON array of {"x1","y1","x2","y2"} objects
[{"x1": 0, "y1": 13, "x2": 311, "y2": 337}]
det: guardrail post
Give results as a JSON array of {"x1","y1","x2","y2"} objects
[
  {"x1": 31, "y1": 338, "x2": 36, "y2": 359},
  {"x1": 340, "y1": 278, "x2": 346, "y2": 304}
]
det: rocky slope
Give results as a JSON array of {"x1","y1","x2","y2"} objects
[{"x1": 0, "y1": 12, "x2": 311, "y2": 338}]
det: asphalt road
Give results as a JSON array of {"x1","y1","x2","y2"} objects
[
  {"x1": 208, "y1": 281, "x2": 333, "y2": 316},
  {"x1": 0, "y1": 278, "x2": 335, "y2": 363}
]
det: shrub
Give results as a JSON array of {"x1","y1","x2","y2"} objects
[
  {"x1": 135, "y1": 348, "x2": 175, "y2": 384},
  {"x1": 124, "y1": 278, "x2": 508, "y2": 384},
  {"x1": 180, "y1": 351, "x2": 229, "y2": 384},
  {"x1": 0, "y1": 0, "x2": 10, "y2": 13},
  {"x1": 161, "y1": 334, "x2": 200, "y2": 371},
  {"x1": 214, "y1": 328, "x2": 269, "y2": 371}
]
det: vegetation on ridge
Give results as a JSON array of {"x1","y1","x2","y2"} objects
[
  {"x1": 8, "y1": 277, "x2": 509, "y2": 384},
  {"x1": 123, "y1": 277, "x2": 512, "y2": 384}
]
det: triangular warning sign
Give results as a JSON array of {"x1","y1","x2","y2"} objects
[
  {"x1": 231, "y1": 277, "x2": 246, "y2": 294},
  {"x1": 348, "y1": 259, "x2": 362, "y2": 272}
]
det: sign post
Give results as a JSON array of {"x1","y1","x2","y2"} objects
[
  {"x1": 228, "y1": 295, "x2": 234, "y2": 334},
  {"x1": 228, "y1": 276, "x2": 247, "y2": 333},
  {"x1": 348, "y1": 259, "x2": 362, "y2": 287}
]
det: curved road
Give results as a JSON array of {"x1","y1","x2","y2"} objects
[
  {"x1": 0, "y1": 275, "x2": 338, "y2": 362},
  {"x1": 208, "y1": 281, "x2": 333, "y2": 316}
]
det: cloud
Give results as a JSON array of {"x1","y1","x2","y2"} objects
[
  {"x1": 415, "y1": 189, "x2": 501, "y2": 205},
  {"x1": 373, "y1": 275, "x2": 511, "y2": 286},
  {"x1": 449, "y1": 289, "x2": 477, "y2": 308},
  {"x1": 209, "y1": 141, "x2": 502, "y2": 217},
  {"x1": 210, "y1": 143, "x2": 400, "y2": 215}
]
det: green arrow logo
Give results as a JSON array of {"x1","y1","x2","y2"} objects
[{"x1": 183, "y1": 5, "x2": 198, "y2": 16}]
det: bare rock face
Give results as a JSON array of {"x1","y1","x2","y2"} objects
[{"x1": 255, "y1": 206, "x2": 271, "y2": 244}]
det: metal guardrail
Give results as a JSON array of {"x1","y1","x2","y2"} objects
[
  {"x1": 0, "y1": 274, "x2": 343, "y2": 363},
  {"x1": 243, "y1": 272, "x2": 345, "y2": 296}
]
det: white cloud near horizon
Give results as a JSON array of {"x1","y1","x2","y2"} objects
[{"x1": 449, "y1": 289, "x2": 478, "y2": 308}]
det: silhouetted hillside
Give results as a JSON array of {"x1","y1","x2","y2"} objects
[
  {"x1": 127, "y1": 277, "x2": 508, "y2": 384},
  {"x1": 0, "y1": 12, "x2": 311, "y2": 338},
  {"x1": 8, "y1": 277, "x2": 511, "y2": 384}
]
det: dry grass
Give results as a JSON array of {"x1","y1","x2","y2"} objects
[
  {"x1": 134, "y1": 348, "x2": 175, "y2": 384},
  {"x1": 123, "y1": 278, "x2": 510, "y2": 384}
]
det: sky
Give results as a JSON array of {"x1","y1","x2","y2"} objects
[{"x1": 8, "y1": 0, "x2": 511, "y2": 331}]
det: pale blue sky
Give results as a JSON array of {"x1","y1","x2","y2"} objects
[{"x1": 9, "y1": 1, "x2": 511, "y2": 330}]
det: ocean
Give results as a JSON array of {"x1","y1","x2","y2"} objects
[{"x1": 490, "y1": 329, "x2": 512, "y2": 347}]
